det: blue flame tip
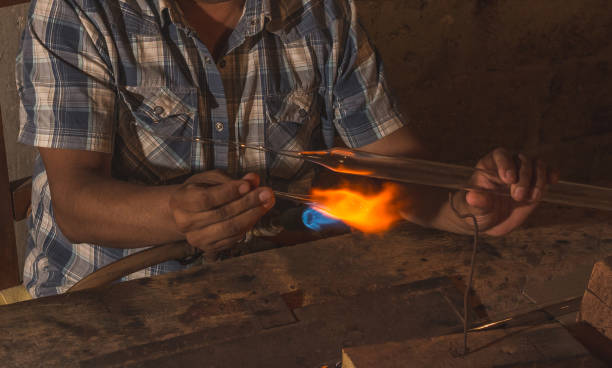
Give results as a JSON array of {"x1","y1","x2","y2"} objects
[{"x1": 302, "y1": 207, "x2": 350, "y2": 232}]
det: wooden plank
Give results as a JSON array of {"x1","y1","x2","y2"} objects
[
  {"x1": 0, "y1": 110, "x2": 20, "y2": 290},
  {"x1": 341, "y1": 324, "x2": 605, "y2": 368},
  {"x1": 0, "y1": 0, "x2": 28, "y2": 8},
  {"x1": 83, "y1": 281, "x2": 465, "y2": 368},
  {"x1": 0, "y1": 206, "x2": 609, "y2": 367},
  {"x1": 578, "y1": 256, "x2": 612, "y2": 340}
]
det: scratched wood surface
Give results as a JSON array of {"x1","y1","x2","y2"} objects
[
  {"x1": 0, "y1": 204, "x2": 610, "y2": 367},
  {"x1": 342, "y1": 324, "x2": 606, "y2": 368}
]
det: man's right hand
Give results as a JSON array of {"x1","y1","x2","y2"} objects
[{"x1": 169, "y1": 170, "x2": 275, "y2": 256}]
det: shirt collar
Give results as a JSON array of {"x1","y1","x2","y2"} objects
[
  {"x1": 155, "y1": 0, "x2": 312, "y2": 37},
  {"x1": 158, "y1": 0, "x2": 187, "y2": 29}
]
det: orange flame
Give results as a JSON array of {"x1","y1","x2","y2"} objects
[{"x1": 310, "y1": 183, "x2": 403, "y2": 233}]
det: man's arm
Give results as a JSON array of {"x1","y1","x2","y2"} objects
[
  {"x1": 358, "y1": 126, "x2": 555, "y2": 236},
  {"x1": 357, "y1": 126, "x2": 469, "y2": 233},
  {"x1": 40, "y1": 147, "x2": 275, "y2": 251}
]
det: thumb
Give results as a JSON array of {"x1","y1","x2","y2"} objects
[{"x1": 464, "y1": 190, "x2": 494, "y2": 216}]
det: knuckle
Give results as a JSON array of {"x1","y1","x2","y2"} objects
[
  {"x1": 185, "y1": 172, "x2": 209, "y2": 185},
  {"x1": 173, "y1": 210, "x2": 192, "y2": 232},
  {"x1": 230, "y1": 180, "x2": 243, "y2": 195},
  {"x1": 214, "y1": 205, "x2": 229, "y2": 220},
  {"x1": 185, "y1": 232, "x2": 199, "y2": 246},
  {"x1": 208, "y1": 169, "x2": 230, "y2": 182},
  {"x1": 243, "y1": 190, "x2": 260, "y2": 207},
  {"x1": 219, "y1": 181, "x2": 239, "y2": 196},
  {"x1": 493, "y1": 147, "x2": 508, "y2": 157},
  {"x1": 186, "y1": 231, "x2": 211, "y2": 249},
  {"x1": 184, "y1": 183, "x2": 202, "y2": 197}
]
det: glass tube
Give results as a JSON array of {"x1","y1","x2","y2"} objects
[
  {"x1": 138, "y1": 125, "x2": 612, "y2": 212},
  {"x1": 297, "y1": 148, "x2": 612, "y2": 212}
]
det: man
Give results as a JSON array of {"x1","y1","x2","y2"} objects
[{"x1": 17, "y1": 0, "x2": 554, "y2": 297}]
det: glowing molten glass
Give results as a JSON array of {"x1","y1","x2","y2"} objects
[{"x1": 310, "y1": 183, "x2": 403, "y2": 233}]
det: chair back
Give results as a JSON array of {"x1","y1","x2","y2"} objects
[
  {"x1": 0, "y1": 0, "x2": 33, "y2": 291},
  {"x1": 0, "y1": 108, "x2": 21, "y2": 290}
]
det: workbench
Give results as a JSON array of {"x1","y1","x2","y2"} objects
[{"x1": 0, "y1": 204, "x2": 611, "y2": 367}]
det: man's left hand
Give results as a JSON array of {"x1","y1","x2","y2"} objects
[{"x1": 456, "y1": 148, "x2": 559, "y2": 236}]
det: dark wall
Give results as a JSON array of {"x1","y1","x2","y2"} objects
[{"x1": 357, "y1": 0, "x2": 612, "y2": 183}]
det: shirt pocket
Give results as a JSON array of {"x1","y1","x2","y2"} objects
[
  {"x1": 122, "y1": 86, "x2": 197, "y2": 138},
  {"x1": 117, "y1": 86, "x2": 198, "y2": 181},
  {"x1": 265, "y1": 89, "x2": 322, "y2": 179}
]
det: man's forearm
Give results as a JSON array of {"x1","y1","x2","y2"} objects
[
  {"x1": 356, "y1": 126, "x2": 475, "y2": 235},
  {"x1": 52, "y1": 171, "x2": 184, "y2": 248},
  {"x1": 400, "y1": 184, "x2": 473, "y2": 235}
]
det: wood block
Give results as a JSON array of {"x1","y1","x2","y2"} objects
[
  {"x1": 342, "y1": 324, "x2": 604, "y2": 368},
  {"x1": 578, "y1": 256, "x2": 612, "y2": 340},
  {"x1": 0, "y1": 285, "x2": 31, "y2": 305}
]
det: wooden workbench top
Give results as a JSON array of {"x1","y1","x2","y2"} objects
[{"x1": 0, "y1": 204, "x2": 610, "y2": 367}]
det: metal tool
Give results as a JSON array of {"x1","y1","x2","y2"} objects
[{"x1": 468, "y1": 296, "x2": 582, "y2": 332}]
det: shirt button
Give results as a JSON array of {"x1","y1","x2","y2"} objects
[
  {"x1": 153, "y1": 106, "x2": 165, "y2": 116},
  {"x1": 215, "y1": 121, "x2": 224, "y2": 132},
  {"x1": 204, "y1": 56, "x2": 212, "y2": 64},
  {"x1": 219, "y1": 59, "x2": 226, "y2": 68},
  {"x1": 298, "y1": 108, "x2": 308, "y2": 118}
]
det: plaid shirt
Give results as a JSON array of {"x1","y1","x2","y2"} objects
[{"x1": 17, "y1": 0, "x2": 406, "y2": 297}]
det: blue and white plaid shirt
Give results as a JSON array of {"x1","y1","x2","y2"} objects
[{"x1": 17, "y1": 0, "x2": 406, "y2": 297}]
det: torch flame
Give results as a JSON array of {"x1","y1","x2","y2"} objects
[{"x1": 310, "y1": 183, "x2": 403, "y2": 233}]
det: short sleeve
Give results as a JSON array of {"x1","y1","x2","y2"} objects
[
  {"x1": 332, "y1": 0, "x2": 407, "y2": 149},
  {"x1": 16, "y1": 0, "x2": 117, "y2": 153}
]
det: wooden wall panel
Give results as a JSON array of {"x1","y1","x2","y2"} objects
[
  {"x1": 0, "y1": 112, "x2": 20, "y2": 290},
  {"x1": 0, "y1": 0, "x2": 28, "y2": 8}
]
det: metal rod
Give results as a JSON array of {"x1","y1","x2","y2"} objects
[
  {"x1": 449, "y1": 192, "x2": 480, "y2": 355},
  {"x1": 273, "y1": 191, "x2": 315, "y2": 205}
]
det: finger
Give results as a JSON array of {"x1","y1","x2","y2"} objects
[
  {"x1": 242, "y1": 172, "x2": 260, "y2": 188},
  {"x1": 185, "y1": 197, "x2": 274, "y2": 247},
  {"x1": 492, "y1": 148, "x2": 517, "y2": 184},
  {"x1": 465, "y1": 190, "x2": 494, "y2": 213},
  {"x1": 485, "y1": 203, "x2": 538, "y2": 236},
  {"x1": 548, "y1": 167, "x2": 560, "y2": 185},
  {"x1": 510, "y1": 154, "x2": 532, "y2": 202},
  {"x1": 531, "y1": 160, "x2": 547, "y2": 201},
  {"x1": 173, "y1": 180, "x2": 251, "y2": 212},
  {"x1": 207, "y1": 234, "x2": 245, "y2": 253},
  {"x1": 465, "y1": 156, "x2": 500, "y2": 214},
  {"x1": 175, "y1": 187, "x2": 274, "y2": 232},
  {"x1": 198, "y1": 234, "x2": 245, "y2": 259}
]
